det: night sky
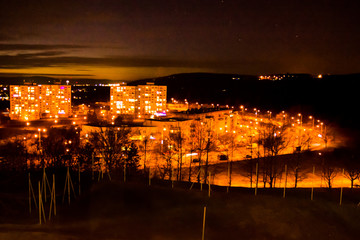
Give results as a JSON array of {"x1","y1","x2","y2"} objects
[{"x1": 1, "y1": 0, "x2": 359, "y2": 81}]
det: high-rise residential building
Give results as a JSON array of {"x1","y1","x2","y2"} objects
[
  {"x1": 110, "y1": 85, "x2": 136, "y2": 115},
  {"x1": 110, "y1": 83, "x2": 167, "y2": 118},
  {"x1": 9, "y1": 84, "x2": 71, "y2": 120},
  {"x1": 136, "y1": 83, "x2": 167, "y2": 117},
  {"x1": 10, "y1": 85, "x2": 40, "y2": 121},
  {"x1": 39, "y1": 85, "x2": 72, "y2": 118}
]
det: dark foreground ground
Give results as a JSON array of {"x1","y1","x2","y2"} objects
[{"x1": 0, "y1": 172, "x2": 360, "y2": 240}]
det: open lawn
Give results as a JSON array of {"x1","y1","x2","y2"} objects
[{"x1": 0, "y1": 171, "x2": 360, "y2": 240}]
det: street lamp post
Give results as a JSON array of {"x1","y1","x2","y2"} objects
[
  {"x1": 36, "y1": 128, "x2": 46, "y2": 167},
  {"x1": 282, "y1": 111, "x2": 286, "y2": 124},
  {"x1": 309, "y1": 116, "x2": 315, "y2": 129},
  {"x1": 37, "y1": 128, "x2": 46, "y2": 152}
]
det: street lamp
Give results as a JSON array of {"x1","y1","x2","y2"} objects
[
  {"x1": 281, "y1": 111, "x2": 286, "y2": 123},
  {"x1": 309, "y1": 116, "x2": 315, "y2": 129},
  {"x1": 240, "y1": 105, "x2": 244, "y2": 114},
  {"x1": 37, "y1": 128, "x2": 46, "y2": 150}
]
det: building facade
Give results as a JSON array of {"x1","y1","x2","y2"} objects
[
  {"x1": 136, "y1": 83, "x2": 167, "y2": 117},
  {"x1": 39, "y1": 85, "x2": 72, "y2": 118},
  {"x1": 110, "y1": 83, "x2": 167, "y2": 118},
  {"x1": 9, "y1": 84, "x2": 71, "y2": 120},
  {"x1": 110, "y1": 85, "x2": 136, "y2": 115},
  {"x1": 10, "y1": 85, "x2": 40, "y2": 121}
]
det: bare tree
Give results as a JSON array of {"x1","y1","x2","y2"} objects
[
  {"x1": 336, "y1": 149, "x2": 360, "y2": 189},
  {"x1": 77, "y1": 142, "x2": 95, "y2": 171},
  {"x1": 344, "y1": 161, "x2": 360, "y2": 189},
  {"x1": 299, "y1": 130, "x2": 314, "y2": 151},
  {"x1": 154, "y1": 138, "x2": 177, "y2": 180},
  {"x1": 89, "y1": 125, "x2": 132, "y2": 174},
  {"x1": 42, "y1": 126, "x2": 80, "y2": 168},
  {"x1": 217, "y1": 131, "x2": 238, "y2": 186},
  {"x1": 321, "y1": 165, "x2": 338, "y2": 189},
  {"x1": 320, "y1": 153, "x2": 338, "y2": 189},
  {"x1": 0, "y1": 138, "x2": 26, "y2": 171},
  {"x1": 186, "y1": 123, "x2": 197, "y2": 182},
  {"x1": 169, "y1": 125, "x2": 185, "y2": 181},
  {"x1": 258, "y1": 124, "x2": 289, "y2": 188},
  {"x1": 191, "y1": 119, "x2": 213, "y2": 183},
  {"x1": 288, "y1": 149, "x2": 308, "y2": 188}
]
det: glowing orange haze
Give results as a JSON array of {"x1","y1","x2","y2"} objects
[{"x1": 1, "y1": 66, "x2": 207, "y2": 81}]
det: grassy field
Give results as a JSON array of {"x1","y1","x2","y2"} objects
[{"x1": 0, "y1": 171, "x2": 360, "y2": 240}]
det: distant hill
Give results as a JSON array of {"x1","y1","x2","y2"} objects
[
  {"x1": 130, "y1": 72, "x2": 360, "y2": 134},
  {"x1": 0, "y1": 76, "x2": 58, "y2": 85},
  {"x1": 0, "y1": 76, "x2": 112, "y2": 85},
  {"x1": 129, "y1": 72, "x2": 258, "y2": 104}
]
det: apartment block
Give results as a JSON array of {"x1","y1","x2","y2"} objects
[
  {"x1": 10, "y1": 85, "x2": 40, "y2": 121},
  {"x1": 136, "y1": 83, "x2": 167, "y2": 117},
  {"x1": 110, "y1": 83, "x2": 167, "y2": 118},
  {"x1": 39, "y1": 85, "x2": 71, "y2": 118},
  {"x1": 9, "y1": 84, "x2": 71, "y2": 120},
  {"x1": 110, "y1": 85, "x2": 136, "y2": 115}
]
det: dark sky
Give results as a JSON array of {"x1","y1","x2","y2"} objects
[{"x1": 1, "y1": 0, "x2": 359, "y2": 80}]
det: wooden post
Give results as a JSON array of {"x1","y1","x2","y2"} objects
[
  {"x1": 340, "y1": 169, "x2": 344, "y2": 206},
  {"x1": 49, "y1": 174, "x2": 56, "y2": 220},
  {"x1": 208, "y1": 172, "x2": 211, "y2": 198},
  {"x1": 189, "y1": 170, "x2": 201, "y2": 190},
  {"x1": 62, "y1": 168, "x2": 68, "y2": 203},
  {"x1": 49, "y1": 177, "x2": 53, "y2": 220},
  {"x1": 124, "y1": 160, "x2": 126, "y2": 182},
  {"x1": 107, "y1": 170, "x2": 112, "y2": 181},
  {"x1": 227, "y1": 160, "x2": 230, "y2": 193},
  {"x1": 53, "y1": 174, "x2": 56, "y2": 216},
  {"x1": 171, "y1": 166, "x2": 174, "y2": 189},
  {"x1": 202, "y1": 206, "x2": 207, "y2": 240},
  {"x1": 43, "y1": 168, "x2": 47, "y2": 202},
  {"x1": 29, "y1": 174, "x2": 38, "y2": 210},
  {"x1": 38, "y1": 181, "x2": 41, "y2": 224},
  {"x1": 41, "y1": 167, "x2": 51, "y2": 203},
  {"x1": 67, "y1": 168, "x2": 71, "y2": 205},
  {"x1": 311, "y1": 166, "x2": 315, "y2": 201},
  {"x1": 340, "y1": 185, "x2": 343, "y2": 205},
  {"x1": 255, "y1": 162, "x2": 259, "y2": 196},
  {"x1": 29, "y1": 173, "x2": 32, "y2": 214},
  {"x1": 200, "y1": 166, "x2": 203, "y2": 191},
  {"x1": 148, "y1": 167, "x2": 151, "y2": 186},
  {"x1": 283, "y1": 164, "x2": 287, "y2": 198},
  {"x1": 78, "y1": 163, "x2": 81, "y2": 196},
  {"x1": 63, "y1": 167, "x2": 76, "y2": 205},
  {"x1": 38, "y1": 181, "x2": 46, "y2": 224},
  {"x1": 91, "y1": 152, "x2": 94, "y2": 181},
  {"x1": 69, "y1": 169, "x2": 76, "y2": 200}
]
